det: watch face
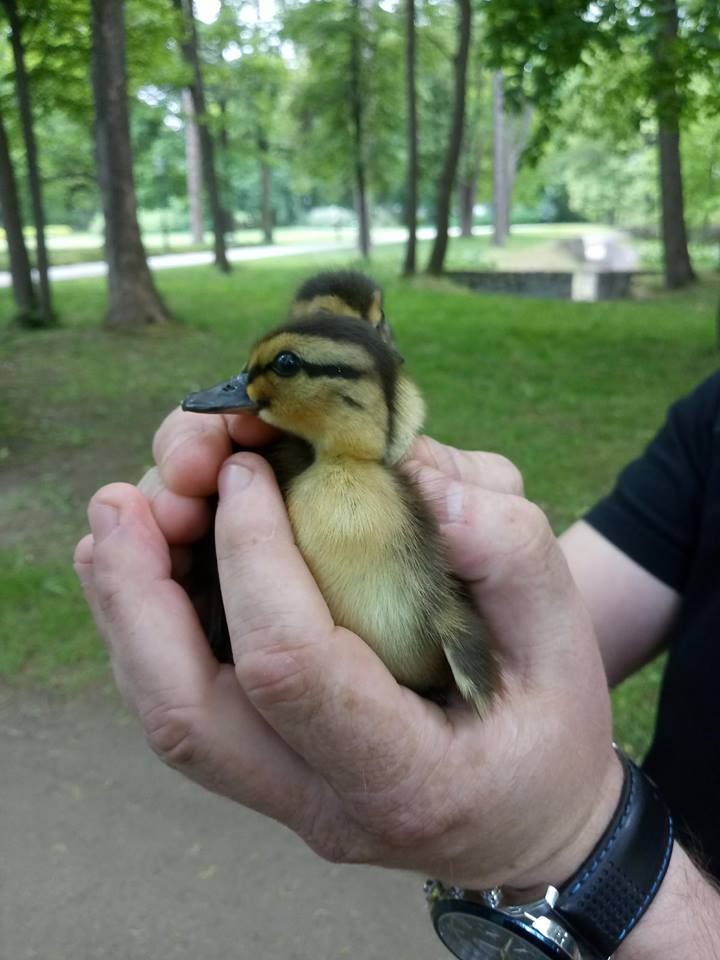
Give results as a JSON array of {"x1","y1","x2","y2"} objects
[{"x1": 433, "y1": 901, "x2": 567, "y2": 960}]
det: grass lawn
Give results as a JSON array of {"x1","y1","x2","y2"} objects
[{"x1": 2, "y1": 238, "x2": 718, "y2": 761}]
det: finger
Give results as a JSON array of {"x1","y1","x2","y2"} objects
[
  {"x1": 153, "y1": 408, "x2": 280, "y2": 499},
  {"x1": 153, "y1": 407, "x2": 233, "y2": 497},
  {"x1": 226, "y1": 412, "x2": 280, "y2": 447},
  {"x1": 73, "y1": 533, "x2": 95, "y2": 598},
  {"x1": 80, "y1": 482, "x2": 338, "y2": 832},
  {"x1": 139, "y1": 466, "x2": 210, "y2": 545},
  {"x1": 214, "y1": 453, "x2": 451, "y2": 814},
  {"x1": 405, "y1": 436, "x2": 524, "y2": 496},
  {"x1": 409, "y1": 463, "x2": 597, "y2": 683}
]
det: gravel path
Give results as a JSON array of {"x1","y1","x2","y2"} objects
[
  {"x1": 0, "y1": 228, "x2": 446, "y2": 287},
  {"x1": 1, "y1": 683, "x2": 443, "y2": 960}
]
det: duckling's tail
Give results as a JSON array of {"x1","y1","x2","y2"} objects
[
  {"x1": 442, "y1": 611, "x2": 501, "y2": 717},
  {"x1": 444, "y1": 644, "x2": 499, "y2": 717}
]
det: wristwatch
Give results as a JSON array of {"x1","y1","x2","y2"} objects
[{"x1": 426, "y1": 750, "x2": 673, "y2": 960}]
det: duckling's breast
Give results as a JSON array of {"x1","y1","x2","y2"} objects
[{"x1": 286, "y1": 459, "x2": 453, "y2": 690}]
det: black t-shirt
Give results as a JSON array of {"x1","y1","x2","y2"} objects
[{"x1": 585, "y1": 370, "x2": 720, "y2": 877}]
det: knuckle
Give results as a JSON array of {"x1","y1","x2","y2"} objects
[
  {"x1": 494, "y1": 455, "x2": 524, "y2": 496},
  {"x1": 300, "y1": 800, "x2": 367, "y2": 866},
  {"x1": 94, "y1": 573, "x2": 124, "y2": 622},
  {"x1": 141, "y1": 701, "x2": 198, "y2": 768},
  {"x1": 501, "y1": 497, "x2": 554, "y2": 563},
  {"x1": 234, "y1": 642, "x2": 316, "y2": 713}
]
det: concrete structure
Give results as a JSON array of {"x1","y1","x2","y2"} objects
[{"x1": 447, "y1": 270, "x2": 637, "y2": 302}]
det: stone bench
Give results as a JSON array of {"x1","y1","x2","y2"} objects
[{"x1": 446, "y1": 270, "x2": 641, "y2": 302}]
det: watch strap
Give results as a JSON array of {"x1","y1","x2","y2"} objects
[{"x1": 554, "y1": 750, "x2": 673, "y2": 959}]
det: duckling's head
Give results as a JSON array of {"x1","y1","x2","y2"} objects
[
  {"x1": 290, "y1": 270, "x2": 394, "y2": 347},
  {"x1": 183, "y1": 313, "x2": 401, "y2": 461}
]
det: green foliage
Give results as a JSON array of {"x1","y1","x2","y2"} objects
[
  {"x1": 0, "y1": 0, "x2": 717, "y2": 251},
  {"x1": 282, "y1": 0, "x2": 403, "y2": 200}
]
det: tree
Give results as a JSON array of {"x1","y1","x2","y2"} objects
[
  {"x1": 182, "y1": 88, "x2": 204, "y2": 243},
  {"x1": 258, "y1": 127, "x2": 273, "y2": 244},
  {"x1": 491, "y1": 69, "x2": 508, "y2": 246},
  {"x1": 90, "y1": 0, "x2": 171, "y2": 327},
  {"x1": 457, "y1": 64, "x2": 485, "y2": 239},
  {"x1": 482, "y1": 0, "x2": 718, "y2": 288},
  {"x1": 282, "y1": 0, "x2": 405, "y2": 253},
  {"x1": 426, "y1": 0, "x2": 472, "y2": 275},
  {"x1": 0, "y1": 104, "x2": 36, "y2": 319},
  {"x1": 650, "y1": 0, "x2": 695, "y2": 288},
  {"x1": 3, "y1": 0, "x2": 54, "y2": 323},
  {"x1": 173, "y1": 0, "x2": 230, "y2": 272},
  {"x1": 402, "y1": 0, "x2": 418, "y2": 275},
  {"x1": 350, "y1": 0, "x2": 370, "y2": 257},
  {"x1": 492, "y1": 70, "x2": 532, "y2": 246}
]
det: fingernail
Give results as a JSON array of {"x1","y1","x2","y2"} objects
[
  {"x1": 219, "y1": 463, "x2": 253, "y2": 498},
  {"x1": 88, "y1": 502, "x2": 118, "y2": 543}
]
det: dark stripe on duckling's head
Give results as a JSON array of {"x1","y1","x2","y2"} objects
[
  {"x1": 247, "y1": 357, "x2": 364, "y2": 384},
  {"x1": 252, "y1": 312, "x2": 399, "y2": 444}
]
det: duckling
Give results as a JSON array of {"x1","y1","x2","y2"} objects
[
  {"x1": 183, "y1": 312, "x2": 500, "y2": 715},
  {"x1": 290, "y1": 269, "x2": 392, "y2": 343},
  {"x1": 290, "y1": 269, "x2": 424, "y2": 465},
  {"x1": 184, "y1": 271, "x2": 412, "y2": 665}
]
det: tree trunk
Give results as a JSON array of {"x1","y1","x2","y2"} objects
[
  {"x1": 458, "y1": 178, "x2": 476, "y2": 238},
  {"x1": 457, "y1": 66, "x2": 484, "y2": 239},
  {"x1": 90, "y1": 0, "x2": 171, "y2": 327},
  {"x1": 4, "y1": 0, "x2": 53, "y2": 323},
  {"x1": 350, "y1": 0, "x2": 370, "y2": 258},
  {"x1": 652, "y1": 0, "x2": 695, "y2": 288},
  {"x1": 457, "y1": 122, "x2": 483, "y2": 238},
  {"x1": 402, "y1": 0, "x2": 418, "y2": 276},
  {"x1": 657, "y1": 127, "x2": 694, "y2": 288},
  {"x1": 426, "y1": 0, "x2": 471, "y2": 275},
  {"x1": 174, "y1": 0, "x2": 230, "y2": 272},
  {"x1": 182, "y1": 89, "x2": 204, "y2": 244},
  {"x1": 258, "y1": 129, "x2": 273, "y2": 244},
  {"x1": 0, "y1": 104, "x2": 36, "y2": 318},
  {"x1": 504, "y1": 100, "x2": 532, "y2": 230},
  {"x1": 492, "y1": 70, "x2": 508, "y2": 247}
]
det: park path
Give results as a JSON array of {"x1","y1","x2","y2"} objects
[
  {"x1": 0, "y1": 226, "x2": 447, "y2": 287},
  {"x1": 0, "y1": 225, "x2": 634, "y2": 289},
  {"x1": 1, "y1": 682, "x2": 443, "y2": 960}
]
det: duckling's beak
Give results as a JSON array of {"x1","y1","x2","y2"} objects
[{"x1": 182, "y1": 372, "x2": 258, "y2": 414}]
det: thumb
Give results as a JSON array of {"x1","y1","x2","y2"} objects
[
  {"x1": 410, "y1": 462, "x2": 600, "y2": 687},
  {"x1": 215, "y1": 452, "x2": 335, "y2": 652}
]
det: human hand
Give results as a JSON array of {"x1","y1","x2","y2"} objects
[{"x1": 74, "y1": 417, "x2": 621, "y2": 896}]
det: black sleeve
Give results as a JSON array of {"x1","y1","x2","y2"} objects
[{"x1": 584, "y1": 371, "x2": 720, "y2": 592}]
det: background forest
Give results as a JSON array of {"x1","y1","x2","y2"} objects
[{"x1": 1, "y1": 0, "x2": 719, "y2": 330}]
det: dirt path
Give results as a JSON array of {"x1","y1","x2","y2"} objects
[{"x1": 1, "y1": 683, "x2": 442, "y2": 960}]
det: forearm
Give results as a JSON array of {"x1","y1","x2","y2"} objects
[
  {"x1": 619, "y1": 844, "x2": 719, "y2": 959},
  {"x1": 559, "y1": 521, "x2": 679, "y2": 685}
]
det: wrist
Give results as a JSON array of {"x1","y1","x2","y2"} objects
[
  {"x1": 503, "y1": 747, "x2": 625, "y2": 901},
  {"x1": 428, "y1": 751, "x2": 675, "y2": 960}
]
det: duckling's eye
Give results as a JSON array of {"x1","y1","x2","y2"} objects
[{"x1": 271, "y1": 352, "x2": 302, "y2": 377}]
